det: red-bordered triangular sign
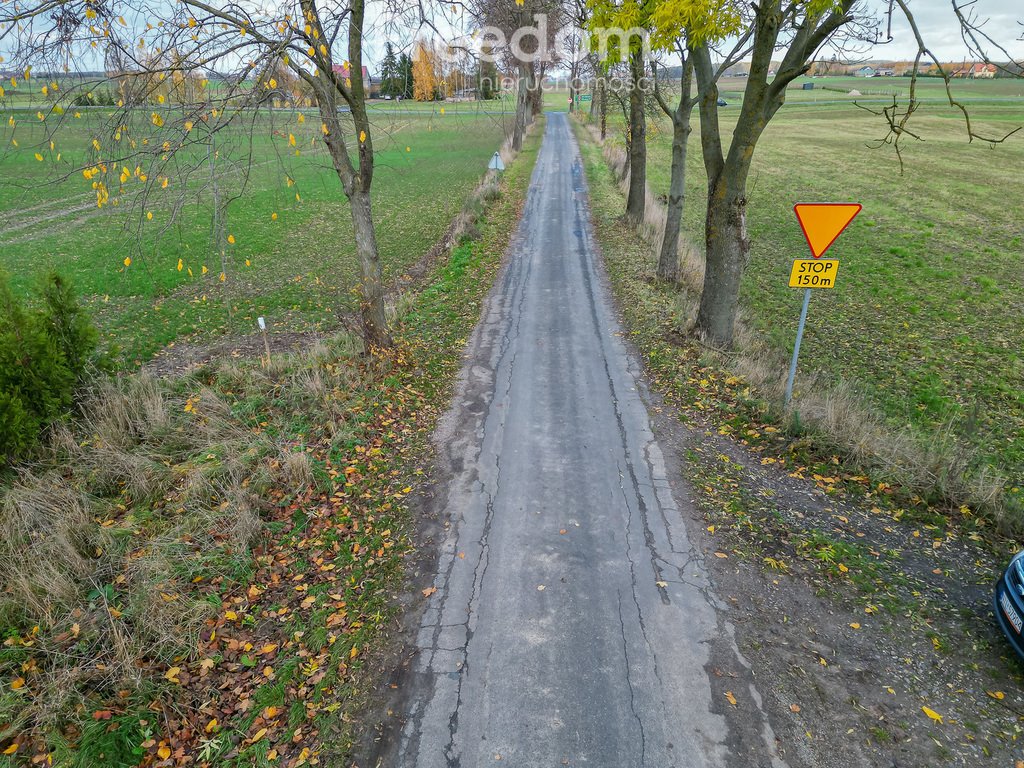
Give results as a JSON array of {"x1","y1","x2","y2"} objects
[{"x1": 794, "y1": 203, "x2": 863, "y2": 258}]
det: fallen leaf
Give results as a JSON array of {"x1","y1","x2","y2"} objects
[
  {"x1": 422, "y1": 586, "x2": 437, "y2": 597},
  {"x1": 537, "y1": 585, "x2": 546, "y2": 591},
  {"x1": 921, "y1": 706, "x2": 944, "y2": 724},
  {"x1": 714, "y1": 551, "x2": 728, "y2": 559},
  {"x1": 724, "y1": 691, "x2": 737, "y2": 706},
  {"x1": 789, "y1": 703, "x2": 801, "y2": 713},
  {"x1": 986, "y1": 690, "x2": 1005, "y2": 700},
  {"x1": 655, "y1": 581, "x2": 668, "y2": 588},
  {"x1": 849, "y1": 622, "x2": 861, "y2": 629},
  {"x1": 157, "y1": 744, "x2": 171, "y2": 759},
  {"x1": 164, "y1": 666, "x2": 181, "y2": 684},
  {"x1": 249, "y1": 727, "x2": 268, "y2": 744}
]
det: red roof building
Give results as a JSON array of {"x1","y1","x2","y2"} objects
[{"x1": 331, "y1": 64, "x2": 370, "y2": 85}]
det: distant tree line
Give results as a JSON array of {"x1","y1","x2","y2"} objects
[{"x1": 378, "y1": 40, "x2": 502, "y2": 101}]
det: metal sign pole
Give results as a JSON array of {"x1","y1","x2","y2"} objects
[{"x1": 784, "y1": 288, "x2": 812, "y2": 407}]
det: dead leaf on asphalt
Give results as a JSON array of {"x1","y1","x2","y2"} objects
[
  {"x1": 725, "y1": 691, "x2": 737, "y2": 706},
  {"x1": 789, "y1": 703, "x2": 801, "y2": 713},
  {"x1": 922, "y1": 706, "x2": 944, "y2": 724},
  {"x1": 422, "y1": 586, "x2": 437, "y2": 597}
]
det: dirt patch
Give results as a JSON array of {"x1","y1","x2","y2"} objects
[{"x1": 145, "y1": 330, "x2": 318, "y2": 376}]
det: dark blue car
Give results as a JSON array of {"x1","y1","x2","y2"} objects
[{"x1": 995, "y1": 551, "x2": 1024, "y2": 659}]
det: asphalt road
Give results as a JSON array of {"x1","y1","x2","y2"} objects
[{"x1": 389, "y1": 113, "x2": 784, "y2": 767}]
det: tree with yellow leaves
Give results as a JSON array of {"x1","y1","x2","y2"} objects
[
  {"x1": 0, "y1": 0, "x2": 393, "y2": 347},
  {"x1": 412, "y1": 40, "x2": 438, "y2": 101}
]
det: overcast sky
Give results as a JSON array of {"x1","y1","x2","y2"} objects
[
  {"x1": 864, "y1": 0, "x2": 1024, "y2": 61},
  {"x1": 361, "y1": 1, "x2": 1024, "y2": 71}
]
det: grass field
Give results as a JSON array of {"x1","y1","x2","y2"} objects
[
  {"x1": 591, "y1": 78, "x2": 1024, "y2": 505},
  {"x1": 0, "y1": 98, "x2": 515, "y2": 364}
]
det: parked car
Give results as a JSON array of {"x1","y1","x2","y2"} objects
[
  {"x1": 717, "y1": 98, "x2": 728, "y2": 106},
  {"x1": 995, "y1": 550, "x2": 1024, "y2": 659}
]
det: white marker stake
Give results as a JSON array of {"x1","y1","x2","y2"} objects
[{"x1": 258, "y1": 316, "x2": 271, "y2": 367}]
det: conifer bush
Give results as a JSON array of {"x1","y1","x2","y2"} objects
[{"x1": 0, "y1": 272, "x2": 99, "y2": 465}]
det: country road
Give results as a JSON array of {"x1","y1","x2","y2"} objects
[{"x1": 376, "y1": 113, "x2": 789, "y2": 767}]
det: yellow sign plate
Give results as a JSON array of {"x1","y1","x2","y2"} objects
[{"x1": 789, "y1": 259, "x2": 839, "y2": 289}]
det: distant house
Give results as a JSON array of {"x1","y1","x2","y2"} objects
[
  {"x1": 332, "y1": 63, "x2": 370, "y2": 89},
  {"x1": 953, "y1": 62, "x2": 997, "y2": 79},
  {"x1": 876, "y1": 68, "x2": 895, "y2": 77},
  {"x1": 854, "y1": 66, "x2": 875, "y2": 78}
]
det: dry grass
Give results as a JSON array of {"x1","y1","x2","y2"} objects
[
  {"x1": 0, "y1": 332, "x2": 375, "y2": 744},
  {"x1": 578, "y1": 118, "x2": 1015, "y2": 534}
]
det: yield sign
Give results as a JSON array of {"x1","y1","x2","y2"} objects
[{"x1": 793, "y1": 203, "x2": 862, "y2": 258}]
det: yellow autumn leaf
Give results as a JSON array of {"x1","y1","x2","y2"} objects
[
  {"x1": 123, "y1": 256, "x2": 132, "y2": 267},
  {"x1": 34, "y1": 153, "x2": 43, "y2": 162},
  {"x1": 205, "y1": 718, "x2": 218, "y2": 733},
  {"x1": 2, "y1": 744, "x2": 16, "y2": 755},
  {"x1": 164, "y1": 666, "x2": 181, "y2": 683},
  {"x1": 146, "y1": 211, "x2": 153, "y2": 220},
  {"x1": 921, "y1": 706, "x2": 943, "y2": 724},
  {"x1": 157, "y1": 745, "x2": 171, "y2": 759},
  {"x1": 177, "y1": 259, "x2": 183, "y2": 272},
  {"x1": 288, "y1": 133, "x2": 296, "y2": 146},
  {"x1": 986, "y1": 690, "x2": 1005, "y2": 700},
  {"x1": 349, "y1": 645, "x2": 359, "y2": 659},
  {"x1": 11, "y1": 677, "x2": 25, "y2": 690},
  {"x1": 227, "y1": 234, "x2": 235, "y2": 244},
  {"x1": 271, "y1": 212, "x2": 278, "y2": 221},
  {"x1": 250, "y1": 727, "x2": 268, "y2": 743},
  {"x1": 724, "y1": 691, "x2": 737, "y2": 706},
  {"x1": 297, "y1": 113, "x2": 305, "y2": 123},
  {"x1": 219, "y1": 272, "x2": 226, "y2": 282},
  {"x1": 359, "y1": 130, "x2": 366, "y2": 143}
]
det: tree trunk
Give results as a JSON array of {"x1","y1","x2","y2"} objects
[
  {"x1": 512, "y1": 64, "x2": 529, "y2": 151},
  {"x1": 657, "y1": 117, "x2": 691, "y2": 283},
  {"x1": 625, "y1": 48, "x2": 646, "y2": 227},
  {"x1": 349, "y1": 187, "x2": 391, "y2": 348},
  {"x1": 695, "y1": 177, "x2": 748, "y2": 347}
]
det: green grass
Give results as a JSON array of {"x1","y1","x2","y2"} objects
[
  {"x1": 0, "y1": 102, "x2": 514, "y2": 364},
  {"x1": 0, "y1": 115, "x2": 543, "y2": 766},
  {"x1": 627, "y1": 86, "x2": 1024, "y2": 503}
]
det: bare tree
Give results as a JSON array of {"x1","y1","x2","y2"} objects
[
  {"x1": 651, "y1": 51, "x2": 696, "y2": 283},
  {"x1": 685, "y1": 0, "x2": 1022, "y2": 348},
  {"x1": 473, "y1": 0, "x2": 564, "y2": 150},
  {"x1": 0, "y1": 0, "x2": 393, "y2": 347}
]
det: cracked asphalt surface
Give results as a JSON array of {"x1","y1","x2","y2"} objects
[{"x1": 387, "y1": 113, "x2": 785, "y2": 767}]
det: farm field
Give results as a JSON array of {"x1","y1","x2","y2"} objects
[
  {"x1": 0, "y1": 99, "x2": 514, "y2": 364},
  {"x1": 632, "y1": 87, "x2": 1024, "y2": 502}
]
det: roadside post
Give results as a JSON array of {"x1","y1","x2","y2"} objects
[
  {"x1": 258, "y1": 316, "x2": 271, "y2": 368},
  {"x1": 784, "y1": 203, "x2": 863, "y2": 407}
]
